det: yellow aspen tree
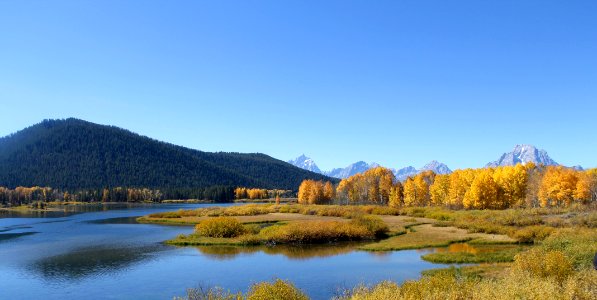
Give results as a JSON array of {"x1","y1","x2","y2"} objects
[
  {"x1": 323, "y1": 181, "x2": 335, "y2": 202},
  {"x1": 402, "y1": 178, "x2": 417, "y2": 206},
  {"x1": 538, "y1": 166, "x2": 578, "y2": 207},
  {"x1": 388, "y1": 182, "x2": 403, "y2": 208},
  {"x1": 463, "y1": 169, "x2": 498, "y2": 209},
  {"x1": 414, "y1": 174, "x2": 431, "y2": 206},
  {"x1": 574, "y1": 170, "x2": 595, "y2": 204},
  {"x1": 298, "y1": 180, "x2": 313, "y2": 204},
  {"x1": 430, "y1": 174, "x2": 450, "y2": 206},
  {"x1": 448, "y1": 169, "x2": 474, "y2": 208}
]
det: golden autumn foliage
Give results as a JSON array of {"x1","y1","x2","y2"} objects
[
  {"x1": 537, "y1": 166, "x2": 592, "y2": 207},
  {"x1": 463, "y1": 169, "x2": 499, "y2": 209},
  {"x1": 298, "y1": 180, "x2": 334, "y2": 204},
  {"x1": 328, "y1": 164, "x2": 595, "y2": 210},
  {"x1": 234, "y1": 187, "x2": 269, "y2": 200},
  {"x1": 336, "y1": 167, "x2": 398, "y2": 204},
  {"x1": 429, "y1": 174, "x2": 450, "y2": 206}
]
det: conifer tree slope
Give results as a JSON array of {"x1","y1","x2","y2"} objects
[{"x1": 0, "y1": 119, "x2": 335, "y2": 190}]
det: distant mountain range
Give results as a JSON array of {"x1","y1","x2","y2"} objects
[
  {"x1": 287, "y1": 156, "x2": 452, "y2": 180},
  {"x1": 0, "y1": 119, "x2": 335, "y2": 190},
  {"x1": 392, "y1": 161, "x2": 453, "y2": 181},
  {"x1": 289, "y1": 145, "x2": 583, "y2": 180},
  {"x1": 324, "y1": 161, "x2": 380, "y2": 179}
]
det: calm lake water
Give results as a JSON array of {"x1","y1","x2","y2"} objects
[{"x1": 0, "y1": 204, "x2": 450, "y2": 299}]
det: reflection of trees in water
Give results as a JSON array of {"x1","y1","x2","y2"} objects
[
  {"x1": 0, "y1": 232, "x2": 38, "y2": 242},
  {"x1": 87, "y1": 217, "x2": 140, "y2": 224},
  {"x1": 30, "y1": 244, "x2": 167, "y2": 280},
  {"x1": 0, "y1": 210, "x2": 72, "y2": 218},
  {"x1": 194, "y1": 243, "x2": 364, "y2": 260}
]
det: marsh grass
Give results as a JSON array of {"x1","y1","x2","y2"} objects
[
  {"x1": 194, "y1": 217, "x2": 248, "y2": 238},
  {"x1": 176, "y1": 279, "x2": 307, "y2": 300},
  {"x1": 169, "y1": 215, "x2": 389, "y2": 246},
  {"x1": 359, "y1": 224, "x2": 474, "y2": 251},
  {"x1": 148, "y1": 204, "x2": 401, "y2": 220},
  {"x1": 338, "y1": 227, "x2": 597, "y2": 300},
  {"x1": 256, "y1": 221, "x2": 374, "y2": 244},
  {"x1": 421, "y1": 245, "x2": 525, "y2": 263}
]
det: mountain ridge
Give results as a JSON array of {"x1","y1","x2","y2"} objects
[{"x1": 0, "y1": 119, "x2": 335, "y2": 190}]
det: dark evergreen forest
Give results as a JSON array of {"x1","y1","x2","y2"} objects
[{"x1": 0, "y1": 119, "x2": 336, "y2": 202}]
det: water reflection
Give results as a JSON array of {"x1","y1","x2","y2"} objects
[
  {"x1": 0, "y1": 232, "x2": 38, "y2": 242},
  {"x1": 194, "y1": 243, "x2": 363, "y2": 260},
  {"x1": 0, "y1": 209, "x2": 74, "y2": 218},
  {"x1": 0, "y1": 203, "x2": 191, "y2": 219},
  {"x1": 30, "y1": 245, "x2": 167, "y2": 281},
  {"x1": 87, "y1": 216, "x2": 140, "y2": 224}
]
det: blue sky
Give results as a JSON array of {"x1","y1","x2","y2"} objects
[{"x1": 1, "y1": 0, "x2": 596, "y2": 170}]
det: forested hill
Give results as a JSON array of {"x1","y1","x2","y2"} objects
[{"x1": 0, "y1": 118, "x2": 335, "y2": 190}]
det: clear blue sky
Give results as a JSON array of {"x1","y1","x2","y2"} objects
[{"x1": 1, "y1": 0, "x2": 596, "y2": 170}]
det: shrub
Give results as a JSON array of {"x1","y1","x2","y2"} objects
[
  {"x1": 350, "y1": 215, "x2": 389, "y2": 237},
  {"x1": 247, "y1": 279, "x2": 308, "y2": 300},
  {"x1": 569, "y1": 211, "x2": 597, "y2": 228},
  {"x1": 194, "y1": 217, "x2": 247, "y2": 238},
  {"x1": 362, "y1": 205, "x2": 401, "y2": 216},
  {"x1": 177, "y1": 286, "x2": 241, "y2": 300},
  {"x1": 149, "y1": 211, "x2": 181, "y2": 218},
  {"x1": 494, "y1": 210, "x2": 543, "y2": 227},
  {"x1": 243, "y1": 223, "x2": 263, "y2": 235},
  {"x1": 512, "y1": 248, "x2": 574, "y2": 282},
  {"x1": 259, "y1": 221, "x2": 373, "y2": 244},
  {"x1": 511, "y1": 225, "x2": 554, "y2": 243},
  {"x1": 540, "y1": 228, "x2": 597, "y2": 270}
]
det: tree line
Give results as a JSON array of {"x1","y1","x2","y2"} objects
[
  {"x1": 298, "y1": 164, "x2": 597, "y2": 209},
  {"x1": 0, "y1": 185, "x2": 238, "y2": 206},
  {"x1": 233, "y1": 187, "x2": 292, "y2": 200}
]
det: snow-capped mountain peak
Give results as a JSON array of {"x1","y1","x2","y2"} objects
[
  {"x1": 420, "y1": 160, "x2": 452, "y2": 175},
  {"x1": 287, "y1": 154, "x2": 322, "y2": 173},
  {"x1": 486, "y1": 144, "x2": 558, "y2": 167}
]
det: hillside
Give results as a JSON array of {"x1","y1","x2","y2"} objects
[{"x1": 0, "y1": 119, "x2": 335, "y2": 190}]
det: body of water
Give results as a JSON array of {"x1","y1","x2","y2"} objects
[{"x1": 0, "y1": 204, "x2": 449, "y2": 299}]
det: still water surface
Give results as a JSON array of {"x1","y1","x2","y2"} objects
[{"x1": 0, "y1": 204, "x2": 449, "y2": 299}]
